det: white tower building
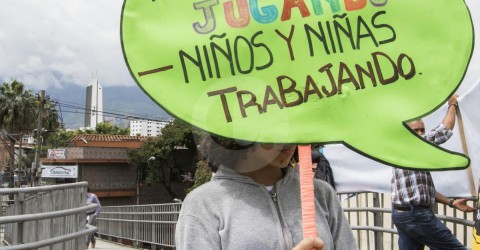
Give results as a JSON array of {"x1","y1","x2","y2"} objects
[{"x1": 84, "y1": 75, "x2": 103, "y2": 129}]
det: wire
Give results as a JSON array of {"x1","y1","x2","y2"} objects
[{"x1": 52, "y1": 98, "x2": 171, "y2": 123}]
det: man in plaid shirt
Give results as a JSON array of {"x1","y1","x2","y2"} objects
[{"x1": 391, "y1": 94, "x2": 475, "y2": 250}]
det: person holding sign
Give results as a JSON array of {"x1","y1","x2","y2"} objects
[
  {"x1": 175, "y1": 136, "x2": 357, "y2": 250},
  {"x1": 391, "y1": 94, "x2": 475, "y2": 250}
]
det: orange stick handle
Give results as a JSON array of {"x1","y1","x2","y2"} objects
[{"x1": 298, "y1": 145, "x2": 318, "y2": 240}]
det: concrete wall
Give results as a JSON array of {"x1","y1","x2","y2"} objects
[
  {"x1": 45, "y1": 147, "x2": 196, "y2": 206},
  {"x1": 139, "y1": 181, "x2": 189, "y2": 204},
  {"x1": 66, "y1": 147, "x2": 130, "y2": 160},
  {"x1": 80, "y1": 163, "x2": 136, "y2": 206}
]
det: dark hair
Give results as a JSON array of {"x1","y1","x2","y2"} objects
[
  {"x1": 198, "y1": 135, "x2": 254, "y2": 172},
  {"x1": 311, "y1": 149, "x2": 320, "y2": 163},
  {"x1": 87, "y1": 187, "x2": 91, "y2": 193}
]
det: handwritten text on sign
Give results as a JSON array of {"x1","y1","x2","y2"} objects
[{"x1": 122, "y1": 0, "x2": 472, "y2": 169}]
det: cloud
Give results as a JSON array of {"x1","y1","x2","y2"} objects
[{"x1": 0, "y1": 0, "x2": 134, "y2": 90}]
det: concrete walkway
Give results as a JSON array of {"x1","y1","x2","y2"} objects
[
  {"x1": 1, "y1": 234, "x2": 141, "y2": 249},
  {"x1": 87, "y1": 238, "x2": 139, "y2": 249}
]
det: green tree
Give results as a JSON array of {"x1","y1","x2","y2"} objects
[
  {"x1": 128, "y1": 119, "x2": 200, "y2": 199},
  {"x1": 94, "y1": 122, "x2": 130, "y2": 135},
  {"x1": 186, "y1": 160, "x2": 213, "y2": 194},
  {"x1": 0, "y1": 80, "x2": 60, "y2": 135},
  {"x1": 44, "y1": 130, "x2": 77, "y2": 148},
  {"x1": 44, "y1": 122, "x2": 129, "y2": 149},
  {"x1": 0, "y1": 80, "x2": 37, "y2": 133},
  {"x1": 0, "y1": 80, "x2": 60, "y2": 185}
]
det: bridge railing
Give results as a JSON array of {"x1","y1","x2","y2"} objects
[
  {"x1": 96, "y1": 203, "x2": 181, "y2": 249},
  {"x1": 338, "y1": 192, "x2": 476, "y2": 250},
  {"x1": 0, "y1": 182, "x2": 97, "y2": 250},
  {"x1": 97, "y1": 191, "x2": 476, "y2": 250}
]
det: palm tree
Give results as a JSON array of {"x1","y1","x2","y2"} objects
[
  {"x1": 0, "y1": 80, "x2": 35, "y2": 186},
  {"x1": 0, "y1": 80, "x2": 60, "y2": 185},
  {"x1": 0, "y1": 80, "x2": 37, "y2": 133}
]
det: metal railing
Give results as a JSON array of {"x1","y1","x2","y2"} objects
[
  {"x1": 97, "y1": 192, "x2": 477, "y2": 250},
  {"x1": 0, "y1": 195, "x2": 12, "y2": 234},
  {"x1": 0, "y1": 182, "x2": 97, "y2": 250},
  {"x1": 339, "y1": 192, "x2": 476, "y2": 250},
  {"x1": 96, "y1": 203, "x2": 181, "y2": 249}
]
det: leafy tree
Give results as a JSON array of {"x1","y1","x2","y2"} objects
[
  {"x1": 0, "y1": 79, "x2": 60, "y2": 185},
  {"x1": 41, "y1": 98, "x2": 61, "y2": 133},
  {"x1": 92, "y1": 122, "x2": 130, "y2": 135},
  {"x1": 128, "y1": 119, "x2": 200, "y2": 199},
  {"x1": 0, "y1": 80, "x2": 60, "y2": 136},
  {"x1": 185, "y1": 160, "x2": 213, "y2": 194},
  {"x1": 45, "y1": 122, "x2": 130, "y2": 149},
  {"x1": 0, "y1": 80, "x2": 37, "y2": 133},
  {"x1": 78, "y1": 122, "x2": 129, "y2": 135},
  {"x1": 44, "y1": 130, "x2": 77, "y2": 148}
]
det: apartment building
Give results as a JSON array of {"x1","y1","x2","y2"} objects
[{"x1": 129, "y1": 119, "x2": 170, "y2": 137}]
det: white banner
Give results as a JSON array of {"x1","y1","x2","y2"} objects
[
  {"x1": 41, "y1": 165, "x2": 78, "y2": 178},
  {"x1": 330, "y1": 0, "x2": 480, "y2": 197}
]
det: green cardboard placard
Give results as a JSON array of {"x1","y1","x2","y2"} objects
[{"x1": 121, "y1": 0, "x2": 473, "y2": 170}]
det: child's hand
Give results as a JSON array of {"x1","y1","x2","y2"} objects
[{"x1": 292, "y1": 236, "x2": 324, "y2": 250}]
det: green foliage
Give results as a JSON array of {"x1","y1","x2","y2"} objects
[
  {"x1": 0, "y1": 80, "x2": 36, "y2": 133},
  {"x1": 93, "y1": 122, "x2": 130, "y2": 135},
  {"x1": 186, "y1": 160, "x2": 212, "y2": 194},
  {"x1": 158, "y1": 119, "x2": 198, "y2": 156},
  {"x1": 0, "y1": 79, "x2": 60, "y2": 134},
  {"x1": 127, "y1": 119, "x2": 199, "y2": 192},
  {"x1": 76, "y1": 122, "x2": 130, "y2": 135},
  {"x1": 42, "y1": 98, "x2": 60, "y2": 132},
  {"x1": 128, "y1": 138, "x2": 161, "y2": 184},
  {"x1": 0, "y1": 80, "x2": 60, "y2": 172},
  {"x1": 44, "y1": 122, "x2": 130, "y2": 152},
  {"x1": 44, "y1": 130, "x2": 77, "y2": 149}
]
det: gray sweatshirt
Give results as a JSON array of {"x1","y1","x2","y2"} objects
[{"x1": 175, "y1": 167, "x2": 358, "y2": 250}]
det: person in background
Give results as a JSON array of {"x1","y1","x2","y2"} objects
[
  {"x1": 175, "y1": 135, "x2": 358, "y2": 250},
  {"x1": 86, "y1": 187, "x2": 101, "y2": 249},
  {"x1": 312, "y1": 145, "x2": 335, "y2": 190},
  {"x1": 391, "y1": 94, "x2": 475, "y2": 250}
]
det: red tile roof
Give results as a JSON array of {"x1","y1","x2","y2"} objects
[{"x1": 68, "y1": 134, "x2": 150, "y2": 143}]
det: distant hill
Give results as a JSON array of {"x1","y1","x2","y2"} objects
[{"x1": 45, "y1": 84, "x2": 171, "y2": 129}]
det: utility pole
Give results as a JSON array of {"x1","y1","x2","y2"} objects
[{"x1": 33, "y1": 90, "x2": 45, "y2": 186}]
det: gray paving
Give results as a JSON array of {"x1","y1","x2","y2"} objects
[
  {"x1": 86, "y1": 238, "x2": 138, "y2": 249},
  {"x1": 1, "y1": 234, "x2": 142, "y2": 249}
]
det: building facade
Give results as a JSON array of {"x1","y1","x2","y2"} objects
[
  {"x1": 84, "y1": 75, "x2": 103, "y2": 129},
  {"x1": 40, "y1": 134, "x2": 191, "y2": 206},
  {"x1": 41, "y1": 134, "x2": 147, "y2": 206},
  {"x1": 129, "y1": 119, "x2": 170, "y2": 136}
]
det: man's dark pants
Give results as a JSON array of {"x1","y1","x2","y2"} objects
[{"x1": 392, "y1": 208, "x2": 466, "y2": 250}]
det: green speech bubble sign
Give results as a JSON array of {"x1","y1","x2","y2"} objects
[{"x1": 121, "y1": 0, "x2": 473, "y2": 170}]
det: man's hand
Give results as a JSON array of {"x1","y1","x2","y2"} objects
[
  {"x1": 442, "y1": 93, "x2": 459, "y2": 129},
  {"x1": 448, "y1": 94, "x2": 459, "y2": 106},
  {"x1": 292, "y1": 236, "x2": 324, "y2": 250},
  {"x1": 453, "y1": 198, "x2": 475, "y2": 212}
]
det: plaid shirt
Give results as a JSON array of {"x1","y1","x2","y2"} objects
[{"x1": 391, "y1": 124, "x2": 453, "y2": 207}]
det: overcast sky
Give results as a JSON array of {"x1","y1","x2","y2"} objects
[
  {"x1": 1, "y1": 1, "x2": 478, "y2": 95},
  {"x1": 0, "y1": 0, "x2": 133, "y2": 90}
]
